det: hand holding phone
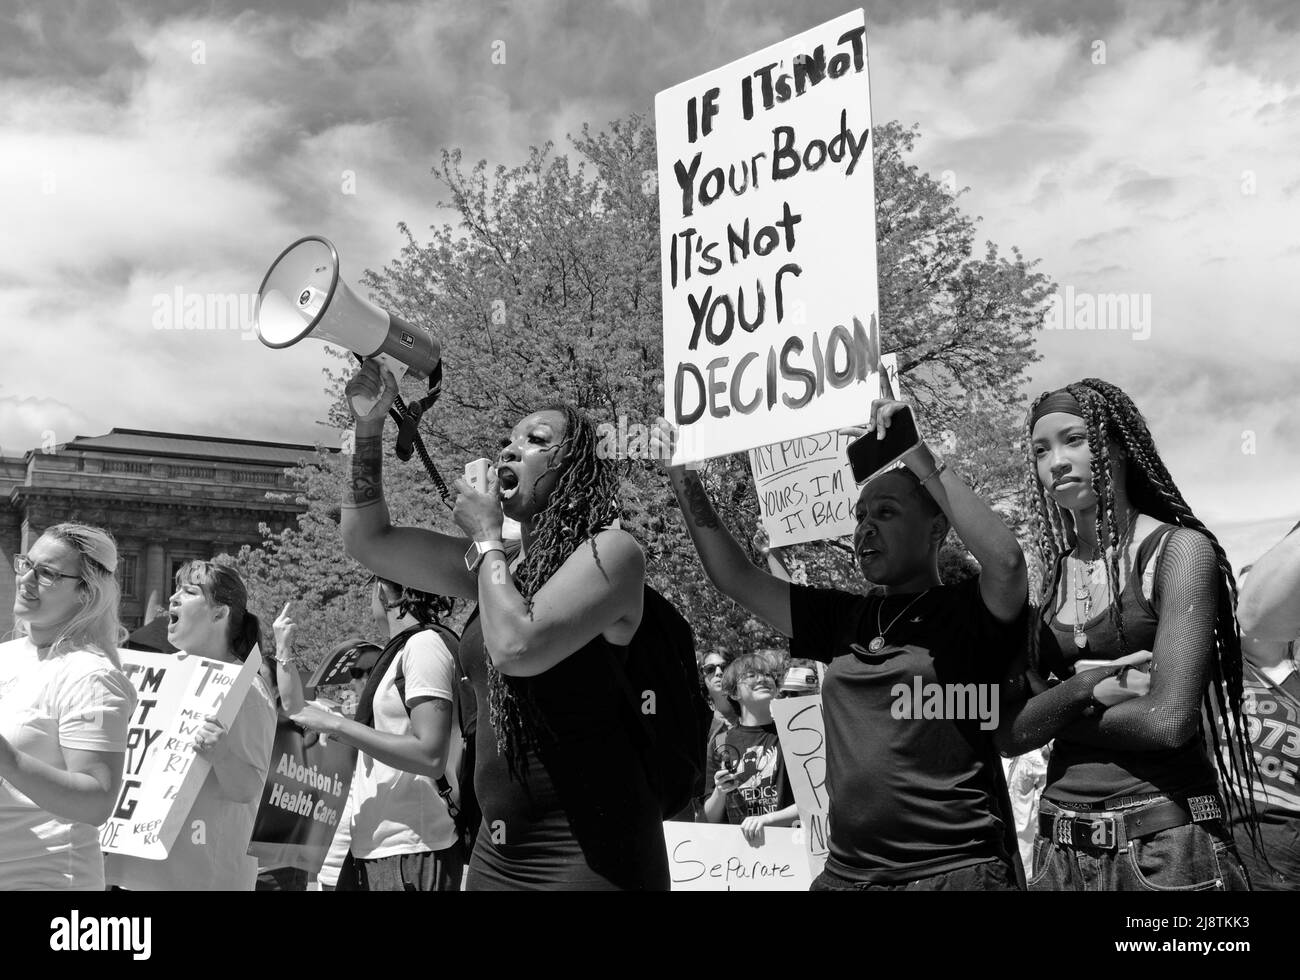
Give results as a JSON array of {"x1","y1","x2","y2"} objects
[{"x1": 846, "y1": 402, "x2": 923, "y2": 484}]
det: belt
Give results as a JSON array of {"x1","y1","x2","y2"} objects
[{"x1": 1037, "y1": 794, "x2": 1225, "y2": 851}]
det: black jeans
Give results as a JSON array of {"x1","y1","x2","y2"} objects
[{"x1": 811, "y1": 857, "x2": 1020, "y2": 891}]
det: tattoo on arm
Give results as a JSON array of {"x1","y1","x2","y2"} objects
[
  {"x1": 682, "y1": 472, "x2": 720, "y2": 530},
  {"x1": 344, "y1": 433, "x2": 384, "y2": 507}
]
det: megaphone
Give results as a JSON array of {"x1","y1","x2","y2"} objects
[{"x1": 254, "y1": 235, "x2": 440, "y2": 416}]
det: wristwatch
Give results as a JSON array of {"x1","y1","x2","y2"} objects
[{"x1": 464, "y1": 539, "x2": 505, "y2": 573}]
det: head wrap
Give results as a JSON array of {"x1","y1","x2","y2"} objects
[{"x1": 1030, "y1": 390, "x2": 1085, "y2": 429}]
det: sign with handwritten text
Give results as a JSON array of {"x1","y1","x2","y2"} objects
[
  {"x1": 749, "y1": 353, "x2": 898, "y2": 545},
  {"x1": 100, "y1": 647, "x2": 262, "y2": 859},
  {"x1": 663, "y1": 821, "x2": 812, "y2": 891},
  {"x1": 657, "y1": 9, "x2": 882, "y2": 465},
  {"x1": 771, "y1": 694, "x2": 829, "y2": 877}
]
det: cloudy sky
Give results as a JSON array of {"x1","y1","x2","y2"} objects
[{"x1": 1, "y1": 0, "x2": 1297, "y2": 567}]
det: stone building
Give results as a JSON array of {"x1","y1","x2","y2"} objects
[{"x1": 1, "y1": 428, "x2": 318, "y2": 636}]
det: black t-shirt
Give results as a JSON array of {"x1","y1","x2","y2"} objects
[
  {"x1": 790, "y1": 575, "x2": 1025, "y2": 883},
  {"x1": 704, "y1": 722, "x2": 795, "y2": 823}
]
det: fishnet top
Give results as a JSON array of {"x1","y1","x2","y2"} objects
[{"x1": 999, "y1": 527, "x2": 1221, "y2": 800}]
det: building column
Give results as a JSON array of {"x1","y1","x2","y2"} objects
[{"x1": 144, "y1": 543, "x2": 166, "y2": 609}]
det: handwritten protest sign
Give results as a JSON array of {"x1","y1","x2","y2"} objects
[
  {"x1": 749, "y1": 353, "x2": 898, "y2": 546},
  {"x1": 771, "y1": 694, "x2": 829, "y2": 877},
  {"x1": 247, "y1": 718, "x2": 355, "y2": 874},
  {"x1": 100, "y1": 647, "x2": 262, "y2": 859},
  {"x1": 657, "y1": 9, "x2": 882, "y2": 465},
  {"x1": 663, "y1": 821, "x2": 812, "y2": 891}
]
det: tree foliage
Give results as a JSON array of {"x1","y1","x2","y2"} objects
[{"x1": 237, "y1": 115, "x2": 1050, "y2": 666}]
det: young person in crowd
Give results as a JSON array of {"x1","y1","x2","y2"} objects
[
  {"x1": 998, "y1": 379, "x2": 1256, "y2": 891},
  {"x1": 703, "y1": 653, "x2": 799, "y2": 845},
  {"x1": 292, "y1": 577, "x2": 463, "y2": 891},
  {"x1": 339, "y1": 360, "x2": 667, "y2": 890},
  {"x1": 0, "y1": 524, "x2": 136, "y2": 890},
  {"x1": 652, "y1": 394, "x2": 1029, "y2": 891},
  {"x1": 106, "y1": 560, "x2": 278, "y2": 890},
  {"x1": 1229, "y1": 522, "x2": 1300, "y2": 889}
]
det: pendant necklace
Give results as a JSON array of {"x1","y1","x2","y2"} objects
[
  {"x1": 869, "y1": 589, "x2": 931, "y2": 652},
  {"x1": 1071, "y1": 556, "x2": 1104, "y2": 649}
]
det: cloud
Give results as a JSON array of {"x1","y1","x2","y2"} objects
[{"x1": 0, "y1": 0, "x2": 1297, "y2": 530}]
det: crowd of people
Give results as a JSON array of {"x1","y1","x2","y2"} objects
[{"x1": 0, "y1": 365, "x2": 1296, "y2": 891}]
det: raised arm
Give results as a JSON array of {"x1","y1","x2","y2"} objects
[
  {"x1": 1237, "y1": 522, "x2": 1300, "y2": 642},
  {"x1": 339, "y1": 361, "x2": 476, "y2": 599},
  {"x1": 866, "y1": 400, "x2": 1028, "y2": 623},
  {"x1": 650, "y1": 419, "x2": 792, "y2": 637},
  {"x1": 271, "y1": 602, "x2": 305, "y2": 716}
]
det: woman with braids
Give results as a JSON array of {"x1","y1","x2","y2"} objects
[
  {"x1": 998, "y1": 379, "x2": 1256, "y2": 891},
  {"x1": 340, "y1": 361, "x2": 666, "y2": 890},
  {"x1": 0, "y1": 523, "x2": 136, "y2": 889},
  {"x1": 105, "y1": 560, "x2": 278, "y2": 890}
]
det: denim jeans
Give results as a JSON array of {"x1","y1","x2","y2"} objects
[
  {"x1": 811, "y1": 857, "x2": 1020, "y2": 891},
  {"x1": 1029, "y1": 800, "x2": 1250, "y2": 891}
]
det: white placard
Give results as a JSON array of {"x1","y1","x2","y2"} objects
[
  {"x1": 657, "y1": 9, "x2": 881, "y2": 465},
  {"x1": 749, "y1": 353, "x2": 899, "y2": 546},
  {"x1": 770, "y1": 694, "x2": 829, "y2": 878},
  {"x1": 663, "y1": 821, "x2": 813, "y2": 891}
]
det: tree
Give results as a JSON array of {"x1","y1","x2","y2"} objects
[{"x1": 237, "y1": 115, "x2": 1050, "y2": 667}]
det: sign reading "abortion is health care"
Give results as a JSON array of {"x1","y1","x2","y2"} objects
[{"x1": 656, "y1": 9, "x2": 882, "y2": 465}]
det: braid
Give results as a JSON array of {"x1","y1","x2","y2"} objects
[
  {"x1": 486, "y1": 403, "x2": 622, "y2": 778},
  {"x1": 1064, "y1": 379, "x2": 1262, "y2": 853},
  {"x1": 1065, "y1": 384, "x2": 1131, "y2": 658}
]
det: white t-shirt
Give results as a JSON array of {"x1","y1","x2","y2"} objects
[
  {"x1": 349, "y1": 631, "x2": 461, "y2": 859},
  {"x1": 106, "y1": 673, "x2": 276, "y2": 891},
  {"x1": 0, "y1": 637, "x2": 136, "y2": 890}
]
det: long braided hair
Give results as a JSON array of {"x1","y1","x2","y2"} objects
[
  {"x1": 487, "y1": 403, "x2": 622, "y2": 778},
  {"x1": 1022, "y1": 379, "x2": 1260, "y2": 842}
]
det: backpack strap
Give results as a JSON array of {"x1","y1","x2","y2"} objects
[{"x1": 353, "y1": 624, "x2": 426, "y2": 728}]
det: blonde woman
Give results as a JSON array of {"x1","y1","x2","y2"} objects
[{"x1": 0, "y1": 523, "x2": 137, "y2": 890}]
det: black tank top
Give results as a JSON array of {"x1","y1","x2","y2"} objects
[
  {"x1": 459, "y1": 615, "x2": 668, "y2": 891},
  {"x1": 1041, "y1": 524, "x2": 1219, "y2": 804}
]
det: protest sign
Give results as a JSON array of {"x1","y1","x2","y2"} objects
[
  {"x1": 656, "y1": 9, "x2": 882, "y2": 465},
  {"x1": 100, "y1": 647, "x2": 263, "y2": 859},
  {"x1": 307, "y1": 642, "x2": 376, "y2": 689},
  {"x1": 663, "y1": 821, "x2": 812, "y2": 891},
  {"x1": 247, "y1": 717, "x2": 355, "y2": 874},
  {"x1": 749, "y1": 353, "x2": 898, "y2": 545},
  {"x1": 771, "y1": 694, "x2": 829, "y2": 877}
]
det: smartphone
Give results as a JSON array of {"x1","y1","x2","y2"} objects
[
  {"x1": 1075, "y1": 658, "x2": 1152, "y2": 674},
  {"x1": 847, "y1": 404, "x2": 922, "y2": 484}
]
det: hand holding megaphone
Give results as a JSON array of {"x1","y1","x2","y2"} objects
[{"x1": 345, "y1": 359, "x2": 400, "y2": 423}]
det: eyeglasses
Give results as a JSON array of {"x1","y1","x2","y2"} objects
[
  {"x1": 13, "y1": 555, "x2": 80, "y2": 589},
  {"x1": 702, "y1": 663, "x2": 725, "y2": 677},
  {"x1": 740, "y1": 670, "x2": 777, "y2": 684}
]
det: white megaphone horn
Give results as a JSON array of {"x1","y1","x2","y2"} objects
[{"x1": 254, "y1": 236, "x2": 440, "y2": 416}]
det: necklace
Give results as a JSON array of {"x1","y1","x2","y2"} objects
[{"x1": 869, "y1": 590, "x2": 931, "y2": 652}]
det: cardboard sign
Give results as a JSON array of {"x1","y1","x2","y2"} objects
[
  {"x1": 247, "y1": 718, "x2": 356, "y2": 874},
  {"x1": 657, "y1": 9, "x2": 882, "y2": 464},
  {"x1": 749, "y1": 353, "x2": 898, "y2": 546},
  {"x1": 100, "y1": 647, "x2": 263, "y2": 859},
  {"x1": 770, "y1": 694, "x2": 829, "y2": 877},
  {"x1": 663, "y1": 821, "x2": 812, "y2": 891}
]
